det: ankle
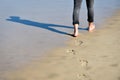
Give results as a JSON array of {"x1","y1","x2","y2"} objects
[
  {"x1": 74, "y1": 24, "x2": 79, "y2": 28},
  {"x1": 89, "y1": 22, "x2": 94, "y2": 26},
  {"x1": 88, "y1": 22, "x2": 94, "y2": 25}
]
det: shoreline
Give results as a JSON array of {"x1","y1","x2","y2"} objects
[{"x1": 2, "y1": 10, "x2": 120, "y2": 80}]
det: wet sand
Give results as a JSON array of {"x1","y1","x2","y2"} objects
[
  {"x1": 2, "y1": 10, "x2": 120, "y2": 80},
  {"x1": 0, "y1": 0, "x2": 120, "y2": 80}
]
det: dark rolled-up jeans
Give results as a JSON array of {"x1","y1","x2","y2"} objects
[{"x1": 73, "y1": 0, "x2": 94, "y2": 25}]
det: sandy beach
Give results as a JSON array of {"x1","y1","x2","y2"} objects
[
  {"x1": 0, "y1": 0, "x2": 120, "y2": 72},
  {"x1": 1, "y1": 10, "x2": 120, "y2": 80},
  {"x1": 0, "y1": 0, "x2": 120, "y2": 80}
]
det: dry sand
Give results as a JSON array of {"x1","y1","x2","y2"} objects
[{"x1": 1, "y1": 11, "x2": 120, "y2": 80}]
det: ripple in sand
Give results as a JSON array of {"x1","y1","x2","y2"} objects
[
  {"x1": 110, "y1": 63, "x2": 119, "y2": 67},
  {"x1": 47, "y1": 73, "x2": 59, "y2": 79}
]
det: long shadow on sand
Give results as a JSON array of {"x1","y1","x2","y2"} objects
[{"x1": 6, "y1": 16, "x2": 88, "y2": 36}]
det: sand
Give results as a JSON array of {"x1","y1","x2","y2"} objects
[
  {"x1": 1, "y1": 10, "x2": 120, "y2": 80},
  {"x1": 1, "y1": 0, "x2": 120, "y2": 75}
]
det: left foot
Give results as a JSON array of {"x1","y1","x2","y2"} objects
[
  {"x1": 73, "y1": 24, "x2": 79, "y2": 37},
  {"x1": 88, "y1": 22, "x2": 95, "y2": 32}
]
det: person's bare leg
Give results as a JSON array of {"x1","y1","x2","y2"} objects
[
  {"x1": 73, "y1": 24, "x2": 79, "y2": 37},
  {"x1": 88, "y1": 22, "x2": 95, "y2": 32}
]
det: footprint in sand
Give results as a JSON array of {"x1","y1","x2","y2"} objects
[
  {"x1": 79, "y1": 59, "x2": 88, "y2": 68},
  {"x1": 75, "y1": 39, "x2": 83, "y2": 46},
  {"x1": 66, "y1": 49, "x2": 76, "y2": 55},
  {"x1": 77, "y1": 73, "x2": 91, "y2": 80}
]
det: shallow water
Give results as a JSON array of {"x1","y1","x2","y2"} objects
[{"x1": 0, "y1": 0, "x2": 120, "y2": 74}]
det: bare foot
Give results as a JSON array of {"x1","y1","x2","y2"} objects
[
  {"x1": 73, "y1": 24, "x2": 79, "y2": 37},
  {"x1": 88, "y1": 22, "x2": 95, "y2": 32}
]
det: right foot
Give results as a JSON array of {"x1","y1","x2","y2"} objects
[{"x1": 88, "y1": 22, "x2": 95, "y2": 32}]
